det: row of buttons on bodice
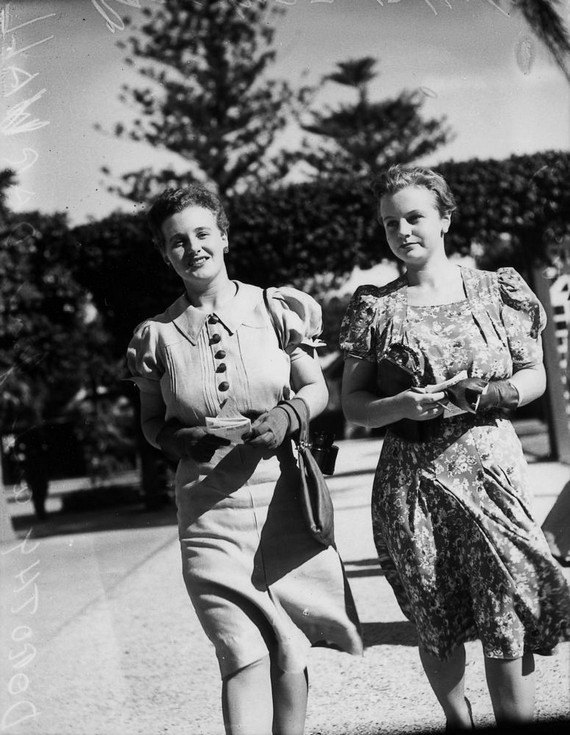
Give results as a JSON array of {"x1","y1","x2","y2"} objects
[{"x1": 208, "y1": 315, "x2": 229, "y2": 392}]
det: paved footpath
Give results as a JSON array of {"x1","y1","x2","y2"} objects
[{"x1": 1, "y1": 434, "x2": 569, "y2": 735}]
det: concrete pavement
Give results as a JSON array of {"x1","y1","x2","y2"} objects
[{"x1": 1, "y1": 432, "x2": 570, "y2": 735}]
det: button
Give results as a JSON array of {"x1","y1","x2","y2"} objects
[
  {"x1": 216, "y1": 363, "x2": 227, "y2": 373},
  {"x1": 208, "y1": 314, "x2": 219, "y2": 324},
  {"x1": 218, "y1": 381, "x2": 230, "y2": 392},
  {"x1": 210, "y1": 333, "x2": 221, "y2": 344},
  {"x1": 214, "y1": 350, "x2": 226, "y2": 359}
]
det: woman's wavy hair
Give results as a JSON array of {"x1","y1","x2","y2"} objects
[
  {"x1": 147, "y1": 184, "x2": 229, "y2": 254},
  {"x1": 373, "y1": 164, "x2": 457, "y2": 219}
]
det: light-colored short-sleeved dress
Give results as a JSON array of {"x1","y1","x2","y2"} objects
[
  {"x1": 340, "y1": 266, "x2": 570, "y2": 661},
  {"x1": 128, "y1": 281, "x2": 362, "y2": 677}
]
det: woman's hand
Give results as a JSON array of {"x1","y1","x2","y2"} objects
[
  {"x1": 399, "y1": 388, "x2": 446, "y2": 422},
  {"x1": 243, "y1": 407, "x2": 290, "y2": 449},
  {"x1": 156, "y1": 421, "x2": 230, "y2": 462},
  {"x1": 342, "y1": 357, "x2": 447, "y2": 429},
  {"x1": 446, "y1": 377, "x2": 519, "y2": 413}
]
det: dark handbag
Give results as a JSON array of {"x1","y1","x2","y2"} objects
[
  {"x1": 262, "y1": 288, "x2": 336, "y2": 546},
  {"x1": 377, "y1": 345, "x2": 423, "y2": 442},
  {"x1": 287, "y1": 397, "x2": 336, "y2": 548}
]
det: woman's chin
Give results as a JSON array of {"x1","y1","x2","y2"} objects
[{"x1": 401, "y1": 253, "x2": 427, "y2": 268}]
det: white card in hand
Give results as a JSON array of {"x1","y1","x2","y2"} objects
[{"x1": 205, "y1": 416, "x2": 251, "y2": 444}]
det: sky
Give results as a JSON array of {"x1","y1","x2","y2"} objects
[{"x1": 1, "y1": 0, "x2": 569, "y2": 226}]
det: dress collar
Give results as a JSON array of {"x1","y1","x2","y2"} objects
[{"x1": 168, "y1": 281, "x2": 259, "y2": 345}]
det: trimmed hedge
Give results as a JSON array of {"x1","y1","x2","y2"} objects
[{"x1": 72, "y1": 151, "x2": 570, "y2": 340}]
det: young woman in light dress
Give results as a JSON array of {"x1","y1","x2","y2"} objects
[{"x1": 128, "y1": 184, "x2": 362, "y2": 735}]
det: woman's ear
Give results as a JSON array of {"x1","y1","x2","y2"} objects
[{"x1": 441, "y1": 213, "x2": 451, "y2": 235}]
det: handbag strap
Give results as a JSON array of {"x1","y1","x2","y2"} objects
[
  {"x1": 263, "y1": 288, "x2": 310, "y2": 445},
  {"x1": 262, "y1": 288, "x2": 284, "y2": 350}
]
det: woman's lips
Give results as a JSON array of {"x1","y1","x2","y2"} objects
[{"x1": 188, "y1": 256, "x2": 207, "y2": 269}]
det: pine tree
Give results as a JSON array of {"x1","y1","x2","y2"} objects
[
  {"x1": 299, "y1": 57, "x2": 453, "y2": 179},
  {"x1": 101, "y1": 0, "x2": 306, "y2": 200}
]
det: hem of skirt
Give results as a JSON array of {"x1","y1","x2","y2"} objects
[
  {"x1": 483, "y1": 644, "x2": 561, "y2": 660},
  {"x1": 216, "y1": 636, "x2": 312, "y2": 679},
  {"x1": 311, "y1": 636, "x2": 364, "y2": 657},
  {"x1": 216, "y1": 640, "x2": 271, "y2": 679},
  {"x1": 418, "y1": 630, "x2": 479, "y2": 662},
  {"x1": 424, "y1": 635, "x2": 569, "y2": 662}
]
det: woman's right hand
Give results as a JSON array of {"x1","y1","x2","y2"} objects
[
  {"x1": 398, "y1": 388, "x2": 446, "y2": 422},
  {"x1": 156, "y1": 421, "x2": 230, "y2": 462}
]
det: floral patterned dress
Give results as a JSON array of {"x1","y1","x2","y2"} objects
[{"x1": 340, "y1": 266, "x2": 570, "y2": 660}]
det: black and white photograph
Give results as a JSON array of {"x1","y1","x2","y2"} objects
[{"x1": 1, "y1": 1, "x2": 570, "y2": 734}]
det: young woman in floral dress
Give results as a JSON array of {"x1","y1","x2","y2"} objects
[{"x1": 340, "y1": 164, "x2": 570, "y2": 730}]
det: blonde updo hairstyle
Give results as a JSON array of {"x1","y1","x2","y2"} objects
[{"x1": 373, "y1": 164, "x2": 457, "y2": 220}]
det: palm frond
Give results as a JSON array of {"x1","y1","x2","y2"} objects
[
  {"x1": 324, "y1": 56, "x2": 378, "y2": 88},
  {"x1": 511, "y1": 0, "x2": 570, "y2": 81}
]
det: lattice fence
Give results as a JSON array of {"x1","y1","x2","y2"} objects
[{"x1": 549, "y1": 272, "x2": 570, "y2": 421}]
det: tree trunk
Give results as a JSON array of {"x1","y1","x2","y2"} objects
[
  {"x1": 132, "y1": 396, "x2": 170, "y2": 511},
  {"x1": 0, "y1": 445, "x2": 17, "y2": 544}
]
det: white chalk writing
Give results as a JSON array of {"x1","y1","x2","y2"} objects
[
  {"x1": 0, "y1": 6, "x2": 53, "y2": 729},
  {"x1": 1, "y1": 532, "x2": 41, "y2": 731},
  {"x1": 91, "y1": 0, "x2": 164, "y2": 34}
]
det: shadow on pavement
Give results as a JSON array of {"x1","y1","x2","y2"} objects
[
  {"x1": 11, "y1": 498, "x2": 178, "y2": 538},
  {"x1": 345, "y1": 557, "x2": 385, "y2": 578},
  {"x1": 516, "y1": 419, "x2": 552, "y2": 462},
  {"x1": 337, "y1": 723, "x2": 570, "y2": 735},
  {"x1": 361, "y1": 620, "x2": 418, "y2": 649},
  {"x1": 542, "y1": 479, "x2": 570, "y2": 566},
  {"x1": 333, "y1": 467, "x2": 379, "y2": 480}
]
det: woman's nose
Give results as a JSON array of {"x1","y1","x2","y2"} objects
[
  {"x1": 187, "y1": 236, "x2": 202, "y2": 253},
  {"x1": 398, "y1": 220, "x2": 412, "y2": 237}
]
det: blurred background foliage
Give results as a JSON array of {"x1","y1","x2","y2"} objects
[{"x1": 1, "y1": 0, "x2": 569, "y2": 500}]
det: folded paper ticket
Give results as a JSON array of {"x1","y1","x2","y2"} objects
[{"x1": 205, "y1": 415, "x2": 251, "y2": 443}]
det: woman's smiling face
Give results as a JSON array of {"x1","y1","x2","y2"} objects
[
  {"x1": 161, "y1": 205, "x2": 228, "y2": 287},
  {"x1": 380, "y1": 185, "x2": 451, "y2": 267}
]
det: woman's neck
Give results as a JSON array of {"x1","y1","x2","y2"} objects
[
  {"x1": 185, "y1": 276, "x2": 236, "y2": 311},
  {"x1": 406, "y1": 260, "x2": 465, "y2": 305},
  {"x1": 406, "y1": 254, "x2": 456, "y2": 287}
]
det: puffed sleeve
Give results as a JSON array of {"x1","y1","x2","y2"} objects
[
  {"x1": 264, "y1": 286, "x2": 325, "y2": 356},
  {"x1": 498, "y1": 267, "x2": 547, "y2": 369},
  {"x1": 126, "y1": 321, "x2": 164, "y2": 395},
  {"x1": 339, "y1": 286, "x2": 378, "y2": 363}
]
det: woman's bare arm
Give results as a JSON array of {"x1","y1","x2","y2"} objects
[
  {"x1": 290, "y1": 349, "x2": 329, "y2": 420},
  {"x1": 510, "y1": 363, "x2": 546, "y2": 406},
  {"x1": 341, "y1": 357, "x2": 445, "y2": 429}
]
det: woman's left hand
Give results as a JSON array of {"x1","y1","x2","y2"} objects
[
  {"x1": 446, "y1": 377, "x2": 520, "y2": 413},
  {"x1": 243, "y1": 407, "x2": 290, "y2": 449}
]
